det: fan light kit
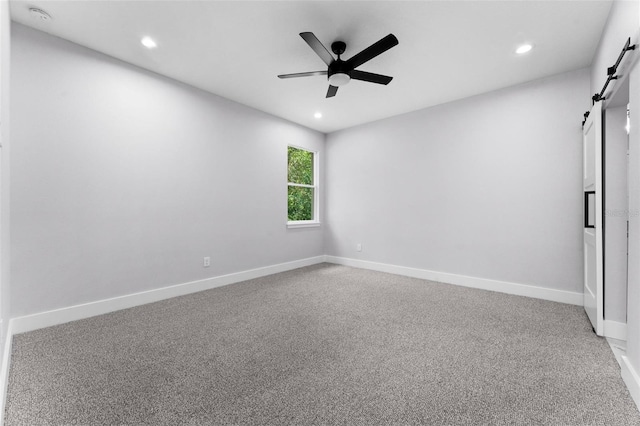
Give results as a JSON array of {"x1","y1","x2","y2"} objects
[
  {"x1": 329, "y1": 72, "x2": 350, "y2": 87},
  {"x1": 278, "y1": 32, "x2": 399, "y2": 98},
  {"x1": 314, "y1": 112, "x2": 322, "y2": 119},
  {"x1": 29, "y1": 7, "x2": 52, "y2": 21}
]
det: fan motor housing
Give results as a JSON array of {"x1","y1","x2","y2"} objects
[
  {"x1": 328, "y1": 59, "x2": 351, "y2": 86},
  {"x1": 328, "y1": 59, "x2": 350, "y2": 76}
]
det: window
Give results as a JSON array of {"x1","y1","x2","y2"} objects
[{"x1": 287, "y1": 146, "x2": 319, "y2": 227}]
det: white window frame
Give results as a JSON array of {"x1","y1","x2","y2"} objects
[{"x1": 287, "y1": 145, "x2": 320, "y2": 228}]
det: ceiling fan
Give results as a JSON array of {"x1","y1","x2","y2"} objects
[{"x1": 278, "y1": 32, "x2": 399, "y2": 98}]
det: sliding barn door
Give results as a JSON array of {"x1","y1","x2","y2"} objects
[{"x1": 583, "y1": 101, "x2": 604, "y2": 336}]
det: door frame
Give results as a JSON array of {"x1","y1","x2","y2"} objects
[
  {"x1": 602, "y1": 61, "x2": 635, "y2": 341},
  {"x1": 597, "y1": 38, "x2": 638, "y2": 340}
]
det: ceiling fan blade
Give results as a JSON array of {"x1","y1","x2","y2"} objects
[
  {"x1": 351, "y1": 70, "x2": 393, "y2": 85},
  {"x1": 346, "y1": 34, "x2": 398, "y2": 69},
  {"x1": 278, "y1": 71, "x2": 328, "y2": 79},
  {"x1": 300, "y1": 32, "x2": 334, "y2": 66},
  {"x1": 326, "y1": 85, "x2": 338, "y2": 98}
]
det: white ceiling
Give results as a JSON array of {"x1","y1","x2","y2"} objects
[{"x1": 10, "y1": 0, "x2": 612, "y2": 133}]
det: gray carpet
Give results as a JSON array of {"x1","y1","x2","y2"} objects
[{"x1": 5, "y1": 263, "x2": 640, "y2": 425}]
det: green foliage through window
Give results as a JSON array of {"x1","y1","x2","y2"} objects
[
  {"x1": 288, "y1": 147, "x2": 314, "y2": 185},
  {"x1": 288, "y1": 186, "x2": 313, "y2": 221},
  {"x1": 288, "y1": 147, "x2": 315, "y2": 221}
]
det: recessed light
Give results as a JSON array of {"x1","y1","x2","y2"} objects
[
  {"x1": 516, "y1": 44, "x2": 533, "y2": 54},
  {"x1": 141, "y1": 36, "x2": 157, "y2": 49},
  {"x1": 314, "y1": 112, "x2": 322, "y2": 119},
  {"x1": 29, "y1": 7, "x2": 52, "y2": 21}
]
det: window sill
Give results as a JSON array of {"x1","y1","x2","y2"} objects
[{"x1": 287, "y1": 221, "x2": 321, "y2": 229}]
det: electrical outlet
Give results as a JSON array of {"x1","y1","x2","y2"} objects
[
  {"x1": 356, "y1": 243, "x2": 362, "y2": 252},
  {"x1": 203, "y1": 256, "x2": 211, "y2": 267}
]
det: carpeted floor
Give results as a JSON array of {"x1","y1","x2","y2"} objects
[{"x1": 5, "y1": 263, "x2": 640, "y2": 425}]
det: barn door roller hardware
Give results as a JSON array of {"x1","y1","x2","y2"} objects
[
  {"x1": 592, "y1": 38, "x2": 636, "y2": 103},
  {"x1": 582, "y1": 37, "x2": 636, "y2": 126}
]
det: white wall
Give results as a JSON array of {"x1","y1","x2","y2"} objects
[
  {"x1": 325, "y1": 68, "x2": 590, "y2": 293},
  {"x1": 10, "y1": 24, "x2": 325, "y2": 317},
  {"x1": 591, "y1": 0, "x2": 640, "y2": 98},
  {"x1": 0, "y1": 0, "x2": 11, "y2": 353}
]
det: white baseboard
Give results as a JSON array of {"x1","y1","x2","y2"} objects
[
  {"x1": 0, "y1": 320, "x2": 13, "y2": 426},
  {"x1": 11, "y1": 256, "x2": 325, "y2": 335},
  {"x1": 604, "y1": 320, "x2": 627, "y2": 341},
  {"x1": 622, "y1": 355, "x2": 640, "y2": 412},
  {"x1": 324, "y1": 256, "x2": 583, "y2": 306}
]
